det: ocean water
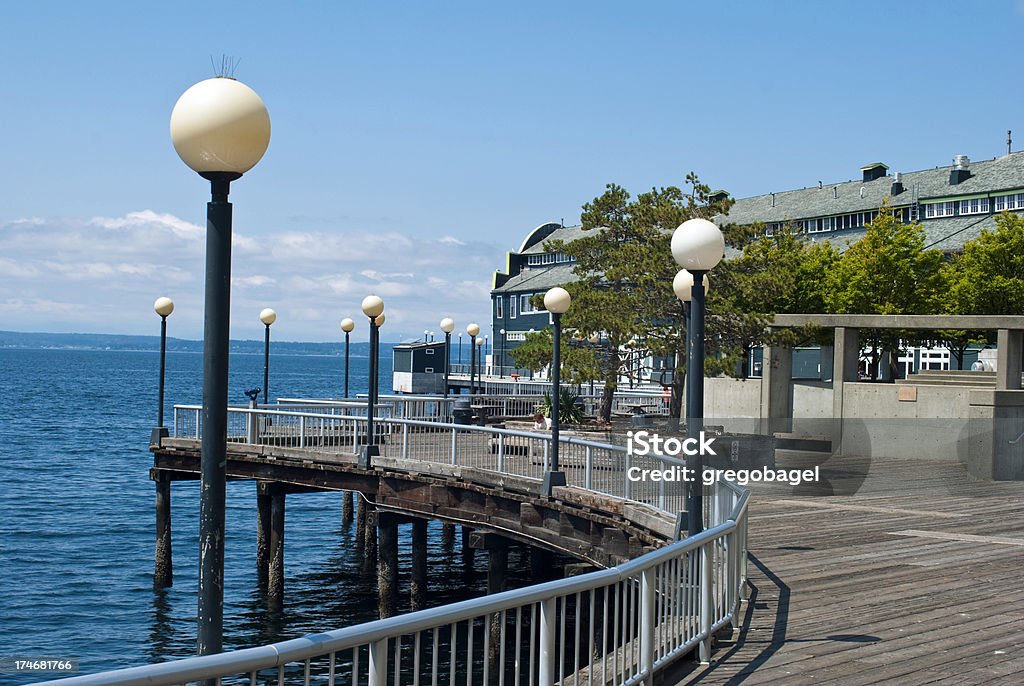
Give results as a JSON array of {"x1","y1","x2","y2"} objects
[{"x1": 0, "y1": 348, "x2": 542, "y2": 683}]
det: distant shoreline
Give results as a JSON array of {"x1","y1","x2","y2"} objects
[{"x1": 0, "y1": 330, "x2": 391, "y2": 357}]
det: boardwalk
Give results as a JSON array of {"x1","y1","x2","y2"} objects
[{"x1": 677, "y1": 455, "x2": 1024, "y2": 685}]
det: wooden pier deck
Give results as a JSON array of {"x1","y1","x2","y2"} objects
[{"x1": 676, "y1": 454, "x2": 1024, "y2": 685}]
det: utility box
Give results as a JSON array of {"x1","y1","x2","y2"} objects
[{"x1": 392, "y1": 340, "x2": 448, "y2": 394}]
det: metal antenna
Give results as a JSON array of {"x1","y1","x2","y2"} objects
[
  {"x1": 1008, "y1": 129, "x2": 1013, "y2": 155},
  {"x1": 210, "y1": 55, "x2": 218, "y2": 77}
]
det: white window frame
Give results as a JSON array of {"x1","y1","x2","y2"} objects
[
  {"x1": 495, "y1": 297, "x2": 503, "y2": 319},
  {"x1": 510, "y1": 295, "x2": 517, "y2": 319}
]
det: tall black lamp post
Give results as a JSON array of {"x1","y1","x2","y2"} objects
[
  {"x1": 440, "y1": 317, "x2": 455, "y2": 398},
  {"x1": 170, "y1": 76, "x2": 271, "y2": 657},
  {"x1": 673, "y1": 269, "x2": 710, "y2": 434},
  {"x1": 360, "y1": 295, "x2": 385, "y2": 467},
  {"x1": 671, "y1": 218, "x2": 724, "y2": 535},
  {"x1": 476, "y1": 335, "x2": 485, "y2": 391},
  {"x1": 340, "y1": 317, "x2": 355, "y2": 398},
  {"x1": 152, "y1": 296, "x2": 175, "y2": 446},
  {"x1": 259, "y1": 308, "x2": 276, "y2": 405},
  {"x1": 467, "y1": 323, "x2": 480, "y2": 394},
  {"x1": 542, "y1": 287, "x2": 571, "y2": 496}
]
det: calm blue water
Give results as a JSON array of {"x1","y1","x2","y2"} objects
[{"x1": 0, "y1": 348, "x2": 541, "y2": 683}]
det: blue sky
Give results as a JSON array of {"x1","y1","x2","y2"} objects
[{"x1": 2, "y1": 1, "x2": 1022, "y2": 341}]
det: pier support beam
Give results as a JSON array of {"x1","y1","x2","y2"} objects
[
  {"x1": 441, "y1": 522, "x2": 456, "y2": 551},
  {"x1": 256, "y1": 484, "x2": 271, "y2": 587},
  {"x1": 530, "y1": 546, "x2": 551, "y2": 580},
  {"x1": 154, "y1": 473, "x2": 173, "y2": 588},
  {"x1": 363, "y1": 502, "x2": 378, "y2": 577},
  {"x1": 461, "y1": 525, "x2": 475, "y2": 580},
  {"x1": 410, "y1": 519, "x2": 428, "y2": 611},
  {"x1": 377, "y1": 513, "x2": 399, "y2": 618},
  {"x1": 341, "y1": 490, "x2": 354, "y2": 528},
  {"x1": 268, "y1": 492, "x2": 285, "y2": 607},
  {"x1": 356, "y1": 494, "x2": 367, "y2": 549}
]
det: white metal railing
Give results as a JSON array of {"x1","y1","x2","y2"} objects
[{"x1": 67, "y1": 406, "x2": 749, "y2": 686}]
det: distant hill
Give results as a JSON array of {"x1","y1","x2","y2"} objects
[{"x1": 0, "y1": 331, "x2": 390, "y2": 357}]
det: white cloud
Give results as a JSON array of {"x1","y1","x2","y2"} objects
[{"x1": 0, "y1": 211, "x2": 502, "y2": 340}]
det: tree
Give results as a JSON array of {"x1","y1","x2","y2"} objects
[
  {"x1": 824, "y1": 210, "x2": 944, "y2": 379},
  {"x1": 712, "y1": 225, "x2": 838, "y2": 374},
  {"x1": 509, "y1": 328, "x2": 602, "y2": 386},
  {"x1": 938, "y1": 212, "x2": 1024, "y2": 367},
  {"x1": 542, "y1": 174, "x2": 733, "y2": 422}
]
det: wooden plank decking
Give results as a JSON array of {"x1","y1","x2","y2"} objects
[{"x1": 674, "y1": 454, "x2": 1024, "y2": 685}]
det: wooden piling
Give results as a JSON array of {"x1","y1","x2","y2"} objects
[
  {"x1": 410, "y1": 519, "x2": 428, "y2": 611},
  {"x1": 154, "y1": 473, "x2": 173, "y2": 588},
  {"x1": 362, "y1": 503, "x2": 378, "y2": 577},
  {"x1": 487, "y1": 543, "x2": 509, "y2": 595},
  {"x1": 341, "y1": 490, "x2": 354, "y2": 528},
  {"x1": 256, "y1": 485, "x2": 271, "y2": 587},
  {"x1": 268, "y1": 492, "x2": 285, "y2": 606},
  {"x1": 377, "y1": 513, "x2": 398, "y2": 618},
  {"x1": 441, "y1": 521, "x2": 456, "y2": 550},
  {"x1": 356, "y1": 495, "x2": 367, "y2": 549}
]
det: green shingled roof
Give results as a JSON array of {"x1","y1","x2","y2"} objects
[{"x1": 721, "y1": 152, "x2": 1024, "y2": 228}]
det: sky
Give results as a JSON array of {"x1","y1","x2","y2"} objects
[{"x1": 2, "y1": 1, "x2": 1022, "y2": 342}]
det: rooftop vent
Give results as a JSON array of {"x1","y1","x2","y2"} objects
[
  {"x1": 891, "y1": 171, "x2": 904, "y2": 196},
  {"x1": 861, "y1": 162, "x2": 888, "y2": 183},
  {"x1": 950, "y1": 155, "x2": 971, "y2": 185}
]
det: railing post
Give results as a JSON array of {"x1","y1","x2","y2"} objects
[
  {"x1": 402, "y1": 422, "x2": 409, "y2": 460},
  {"x1": 451, "y1": 427, "x2": 458, "y2": 465},
  {"x1": 299, "y1": 415, "x2": 306, "y2": 448},
  {"x1": 196, "y1": 409, "x2": 201, "y2": 440},
  {"x1": 497, "y1": 434, "x2": 505, "y2": 472},
  {"x1": 640, "y1": 568, "x2": 655, "y2": 684},
  {"x1": 584, "y1": 446, "x2": 593, "y2": 490},
  {"x1": 624, "y1": 451, "x2": 633, "y2": 500},
  {"x1": 369, "y1": 638, "x2": 388, "y2": 686},
  {"x1": 699, "y1": 540, "x2": 713, "y2": 663},
  {"x1": 538, "y1": 598, "x2": 557, "y2": 686}
]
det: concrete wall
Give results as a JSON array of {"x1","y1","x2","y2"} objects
[{"x1": 838, "y1": 382, "x2": 971, "y2": 462}]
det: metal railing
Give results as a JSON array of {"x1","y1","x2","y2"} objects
[{"x1": 65, "y1": 407, "x2": 749, "y2": 686}]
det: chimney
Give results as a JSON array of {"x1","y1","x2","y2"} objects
[
  {"x1": 891, "y1": 171, "x2": 904, "y2": 195},
  {"x1": 861, "y1": 162, "x2": 888, "y2": 182},
  {"x1": 949, "y1": 155, "x2": 971, "y2": 184}
]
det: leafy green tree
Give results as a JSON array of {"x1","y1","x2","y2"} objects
[
  {"x1": 509, "y1": 328, "x2": 602, "y2": 386},
  {"x1": 937, "y1": 212, "x2": 1024, "y2": 367},
  {"x1": 542, "y1": 174, "x2": 732, "y2": 422},
  {"x1": 824, "y1": 210, "x2": 944, "y2": 379}
]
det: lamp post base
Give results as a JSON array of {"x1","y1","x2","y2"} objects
[
  {"x1": 541, "y1": 470, "x2": 566, "y2": 497},
  {"x1": 150, "y1": 426, "x2": 169, "y2": 447},
  {"x1": 359, "y1": 445, "x2": 379, "y2": 469}
]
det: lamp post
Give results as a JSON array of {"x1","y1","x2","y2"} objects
[
  {"x1": 170, "y1": 75, "x2": 271, "y2": 657},
  {"x1": 484, "y1": 334, "x2": 490, "y2": 374},
  {"x1": 542, "y1": 287, "x2": 571, "y2": 495},
  {"x1": 458, "y1": 333, "x2": 463, "y2": 365},
  {"x1": 440, "y1": 317, "x2": 455, "y2": 398},
  {"x1": 360, "y1": 295, "x2": 385, "y2": 467},
  {"x1": 340, "y1": 318, "x2": 355, "y2": 398},
  {"x1": 498, "y1": 328, "x2": 505, "y2": 375},
  {"x1": 467, "y1": 323, "x2": 480, "y2": 394},
  {"x1": 671, "y1": 219, "x2": 724, "y2": 535},
  {"x1": 259, "y1": 308, "x2": 276, "y2": 405},
  {"x1": 476, "y1": 336, "x2": 485, "y2": 390},
  {"x1": 152, "y1": 297, "x2": 174, "y2": 446},
  {"x1": 424, "y1": 329, "x2": 429, "y2": 342},
  {"x1": 672, "y1": 269, "x2": 711, "y2": 432}
]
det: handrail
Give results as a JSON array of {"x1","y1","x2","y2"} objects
[{"x1": 86, "y1": 404, "x2": 751, "y2": 686}]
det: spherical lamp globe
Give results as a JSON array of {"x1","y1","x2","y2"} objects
[
  {"x1": 170, "y1": 77, "x2": 271, "y2": 175},
  {"x1": 672, "y1": 269, "x2": 712, "y2": 302},
  {"x1": 671, "y1": 218, "x2": 725, "y2": 271},
  {"x1": 361, "y1": 295, "x2": 384, "y2": 318},
  {"x1": 374, "y1": 312, "x2": 386, "y2": 327},
  {"x1": 467, "y1": 323, "x2": 480, "y2": 337},
  {"x1": 340, "y1": 318, "x2": 355, "y2": 333},
  {"x1": 476, "y1": 337, "x2": 484, "y2": 347},
  {"x1": 154, "y1": 297, "x2": 175, "y2": 318},
  {"x1": 440, "y1": 317, "x2": 455, "y2": 334},
  {"x1": 544, "y1": 287, "x2": 571, "y2": 314},
  {"x1": 259, "y1": 308, "x2": 277, "y2": 326}
]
